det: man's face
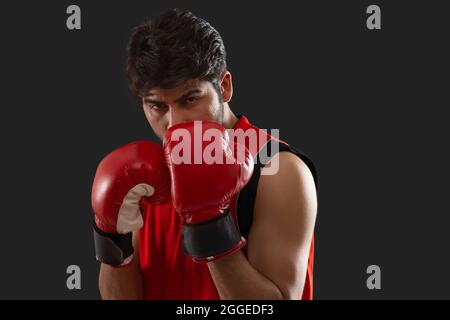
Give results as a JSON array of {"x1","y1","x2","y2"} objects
[{"x1": 142, "y1": 79, "x2": 224, "y2": 140}]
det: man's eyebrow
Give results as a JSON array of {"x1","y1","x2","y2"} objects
[
  {"x1": 174, "y1": 89, "x2": 202, "y2": 103},
  {"x1": 143, "y1": 89, "x2": 203, "y2": 104},
  {"x1": 142, "y1": 98, "x2": 164, "y2": 105}
]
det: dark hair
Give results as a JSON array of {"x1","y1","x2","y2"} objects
[{"x1": 127, "y1": 9, "x2": 227, "y2": 99}]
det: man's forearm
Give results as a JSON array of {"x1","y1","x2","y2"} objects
[
  {"x1": 207, "y1": 250, "x2": 284, "y2": 300},
  {"x1": 99, "y1": 261, "x2": 144, "y2": 300}
]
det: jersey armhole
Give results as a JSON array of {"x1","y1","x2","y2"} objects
[{"x1": 236, "y1": 141, "x2": 319, "y2": 239}]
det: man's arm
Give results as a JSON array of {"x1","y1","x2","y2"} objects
[
  {"x1": 207, "y1": 152, "x2": 317, "y2": 299},
  {"x1": 99, "y1": 232, "x2": 144, "y2": 300},
  {"x1": 92, "y1": 140, "x2": 170, "y2": 299}
]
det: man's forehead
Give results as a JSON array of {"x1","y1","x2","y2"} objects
[{"x1": 145, "y1": 79, "x2": 206, "y2": 97}]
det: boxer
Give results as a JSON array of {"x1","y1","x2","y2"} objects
[{"x1": 93, "y1": 8, "x2": 318, "y2": 300}]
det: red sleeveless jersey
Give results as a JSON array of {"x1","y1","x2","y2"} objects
[{"x1": 139, "y1": 116, "x2": 316, "y2": 299}]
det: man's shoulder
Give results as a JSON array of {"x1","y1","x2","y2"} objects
[
  {"x1": 260, "y1": 151, "x2": 315, "y2": 191},
  {"x1": 252, "y1": 150, "x2": 317, "y2": 218}
]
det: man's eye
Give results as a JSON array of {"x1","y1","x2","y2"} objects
[
  {"x1": 184, "y1": 96, "x2": 198, "y2": 104},
  {"x1": 150, "y1": 104, "x2": 167, "y2": 111}
]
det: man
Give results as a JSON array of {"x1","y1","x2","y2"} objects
[{"x1": 92, "y1": 8, "x2": 318, "y2": 300}]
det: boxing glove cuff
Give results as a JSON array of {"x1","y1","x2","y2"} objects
[
  {"x1": 93, "y1": 222, "x2": 134, "y2": 267},
  {"x1": 181, "y1": 209, "x2": 245, "y2": 262}
]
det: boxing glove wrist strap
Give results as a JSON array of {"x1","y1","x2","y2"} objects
[
  {"x1": 181, "y1": 209, "x2": 244, "y2": 262},
  {"x1": 93, "y1": 222, "x2": 134, "y2": 266}
]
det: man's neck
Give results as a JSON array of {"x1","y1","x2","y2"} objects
[{"x1": 222, "y1": 103, "x2": 239, "y2": 129}]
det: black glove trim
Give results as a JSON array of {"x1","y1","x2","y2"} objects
[
  {"x1": 181, "y1": 209, "x2": 242, "y2": 260},
  {"x1": 93, "y1": 221, "x2": 134, "y2": 266}
]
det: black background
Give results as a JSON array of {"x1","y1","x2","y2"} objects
[{"x1": 0, "y1": 1, "x2": 449, "y2": 299}]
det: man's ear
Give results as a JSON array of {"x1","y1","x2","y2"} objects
[{"x1": 220, "y1": 71, "x2": 233, "y2": 103}]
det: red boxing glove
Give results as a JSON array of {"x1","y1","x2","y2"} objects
[
  {"x1": 164, "y1": 120, "x2": 253, "y2": 262},
  {"x1": 92, "y1": 141, "x2": 171, "y2": 266}
]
